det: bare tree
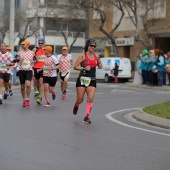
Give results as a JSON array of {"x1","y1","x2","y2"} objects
[
  {"x1": 87, "y1": 0, "x2": 125, "y2": 56},
  {"x1": 42, "y1": 0, "x2": 86, "y2": 53},
  {"x1": 122, "y1": 0, "x2": 169, "y2": 49},
  {"x1": 15, "y1": 12, "x2": 39, "y2": 49},
  {"x1": 0, "y1": 11, "x2": 9, "y2": 43}
]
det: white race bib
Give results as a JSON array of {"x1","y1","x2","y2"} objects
[
  {"x1": 37, "y1": 55, "x2": 45, "y2": 62},
  {"x1": 43, "y1": 66, "x2": 49, "y2": 73},
  {"x1": 80, "y1": 76, "x2": 91, "y2": 87},
  {"x1": 0, "y1": 64, "x2": 7, "y2": 71},
  {"x1": 22, "y1": 60, "x2": 30, "y2": 69}
]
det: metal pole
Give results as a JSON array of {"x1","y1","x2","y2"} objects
[
  {"x1": 85, "y1": 0, "x2": 90, "y2": 40},
  {"x1": 9, "y1": 0, "x2": 15, "y2": 54}
]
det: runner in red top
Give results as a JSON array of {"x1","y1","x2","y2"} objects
[
  {"x1": 33, "y1": 38, "x2": 45, "y2": 105},
  {"x1": 73, "y1": 39, "x2": 103, "y2": 124}
]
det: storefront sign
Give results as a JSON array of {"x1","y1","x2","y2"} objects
[
  {"x1": 115, "y1": 37, "x2": 134, "y2": 46},
  {"x1": 101, "y1": 37, "x2": 134, "y2": 47}
]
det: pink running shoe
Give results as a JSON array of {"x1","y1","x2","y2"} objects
[
  {"x1": 62, "y1": 93, "x2": 67, "y2": 99},
  {"x1": 52, "y1": 92, "x2": 56, "y2": 100},
  {"x1": 25, "y1": 99, "x2": 31, "y2": 106},
  {"x1": 22, "y1": 100, "x2": 26, "y2": 107}
]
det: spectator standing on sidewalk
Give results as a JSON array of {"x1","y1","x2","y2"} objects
[
  {"x1": 112, "y1": 63, "x2": 119, "y2": 83},
  {"x1": 156, "y1": 50, "x2": 166, "y2": 86},
  {"x1": 166, "y1": 51, "x2": 170, "y2": 85},
  {"x1": 139, "y1": 49, "x2": 148, "y2": 84},
  {"x1": 12, "y1": 47, "x2": 19, "y2": 85}
]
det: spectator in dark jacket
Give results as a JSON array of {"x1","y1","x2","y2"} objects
[{"x1": 112, "y1": 63, "x2": 119, "y2": 83}]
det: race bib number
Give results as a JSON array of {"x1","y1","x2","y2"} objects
[
  {"x1": 22, "y1": 60, "x2": 30, "y2": 69},
  {"x1": 0, "y1": 64, "x2": 7, "y2": 71},
  {"x1": 38, "y1": 55, "x2": 45, "y2": 62},
  {"x1": 80, "y1": 76, "x2": 91, "y2": 87},
  {"x1": 43, "y1": 66, "x2": 49, "y2": 73},
  {"x1": 61, "y1": 72, "x2": 67, "y2": 77}
]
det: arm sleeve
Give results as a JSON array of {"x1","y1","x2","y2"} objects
[{"x1": 52, "y1": 56, "x2": 59, "y2": 65}]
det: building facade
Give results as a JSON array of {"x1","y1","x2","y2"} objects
[{"x1": 89, "y1": 0, "x2": 170, "y2": 75}]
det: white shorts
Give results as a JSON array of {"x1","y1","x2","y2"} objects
[{"x1": 60, "y1": 70, "x2": 70, "y2": 82}]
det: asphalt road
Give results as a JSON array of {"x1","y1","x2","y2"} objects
[{"x1": 0, "y1": 82, "x2": 170, "y2": 170}]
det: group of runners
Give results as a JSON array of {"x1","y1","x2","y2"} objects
[{"x1": 0, "y1": 38, "x2": 103, "y2": 124}]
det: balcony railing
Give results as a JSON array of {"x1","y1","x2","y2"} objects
[{"x1": 46, "y1": 30, "x2": 85, "y2": 38}]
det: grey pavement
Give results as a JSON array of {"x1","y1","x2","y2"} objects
[
  {"x1": 1, "y1": 80, "x2": 170, "y2": 170},
  {"x1": 11, "y1": 80, "x2": 170, "y2": 130}
]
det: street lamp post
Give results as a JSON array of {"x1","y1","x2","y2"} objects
[{"x1": 9, "y1": 0, "x2": 15, "y2": 54}]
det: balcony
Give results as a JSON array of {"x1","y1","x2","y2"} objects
[
  {"x1": 46, "y1": 30, "x2": 85, "y2": 38},
  {"x1": 26, "y1": 6, "x2": 86, "y2": 20}
]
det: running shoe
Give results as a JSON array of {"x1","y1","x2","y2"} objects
[
  {"x1": 0, "y1": 99, "x2": 3, "y2": 104},
  {"x1": 3, "y1": 92, "x2": 8, "y2": 100},
  {"x1": 9, "y1": 90, "x2": 13, "y2": 96},
  {"x1": 83, "y1": 116, "x2": 91, "y2": 124},
  {"x1": 34, "y1": 91, "x2": 39, "y2": 98},
  {"x1": 25, "y1": 99, "x2": 31, "y2": 106},
  {"x1": 73, "y1": 104, "x2": 79, "y2": 115},
  {"x1": 44, "y1": 102, "x2": 50, "y2": 107},
  {"x1": 62, "y1": 93, "x2": 67, "y2": 99},
  {"x1": 22, "y1": 100, "x2": 26, "y2": 107},
  {"x1": 36, "y1": 97, "x2": 42, "y2": 105},
  {"x1": 52, "y1": 92, "x2": 56, "y2": 100}
]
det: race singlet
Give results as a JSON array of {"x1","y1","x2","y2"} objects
[{"x1": 37, "y1": 55, "x2": 45, "y2": 62}]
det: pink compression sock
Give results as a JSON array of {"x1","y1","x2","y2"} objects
[{"x1": 85, "y1": 102, "x2": 93, "y2": 117}]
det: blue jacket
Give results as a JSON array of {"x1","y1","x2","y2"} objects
[
  {"x1": 145, "y1": 57, "x2": 156, "y2": 71},
  {"x1": 157, "y1": 56, "x2": 166, "y2": 71},
  {"x1": 139, "y1": 55, "x2": 148, "y2": 70}
]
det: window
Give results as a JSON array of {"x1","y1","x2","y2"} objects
[
  {"x1": 148, "y1": 0, "x2": 166, "y2": 19},
  {"x1": 93, "y1": 4, "x2": 104, "y2": 20}
]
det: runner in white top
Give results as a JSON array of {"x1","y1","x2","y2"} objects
[
  {"x1": 37, "y1": 46, "x2": 60, "y2": 107},
  {"x1": 18, "y1": 40, "x2": 35, "y2": 107},
  {"x1": 0, "y1": 43, "x2": 14, "y2": 104},
  {"x1": 57, "y1": 46, "x2": 73, "y2": 99}
]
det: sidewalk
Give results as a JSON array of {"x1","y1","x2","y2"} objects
[
  {"x1": 126, "y1": 82, "x2": 170, "y2": 129},
  {"x1": 126, "y1": 82, "x2": 170, "y2": 91}
]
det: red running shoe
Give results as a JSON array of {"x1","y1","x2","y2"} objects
[
  {"x1": 25, "y1": 99, "x2": 30, "y2": 106},
  {"x1": 62, "y1": 93, "x2": 67, "y2": 99},
  {"x1": 52, "y1": 92, "x2": 56, "y2": 100},
  {"x1": 73, "y1": 104, "x2": 79, "y2": 115},
  {"x1": 83, "y1": 116, "x2": 91, "y2": 124},
  {"x1": 22, "y1": 100, "x2": 26, "y2": 107}
]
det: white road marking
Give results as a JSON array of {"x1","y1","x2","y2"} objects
[
  {"x1": 154, "y1": 92, "x2": 170, "y2": 94},
  {"x1": 111, "y1": 89, "x2": 135, "y2": 93},
  {"x1": 105, "y1": 108, "x2": 170, "y2": 137},
  {"x1": 111, "y1": 93, "x2": 126, "y2": 94}
]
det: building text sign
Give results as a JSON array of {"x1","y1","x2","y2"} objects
[
  {"x1": 101, "y1": 37, "x2": 134, "y2": 47},
  {"x1": 115, "y1": 37, "x2": 134, "y2": 46}
]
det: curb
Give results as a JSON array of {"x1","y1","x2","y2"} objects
[
  {"x1": 126, "y1": 82, "x2": 170, "y2": 91},
  {"x1": 132, "y1": 109, "x2": 170, "y2": 129}
]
